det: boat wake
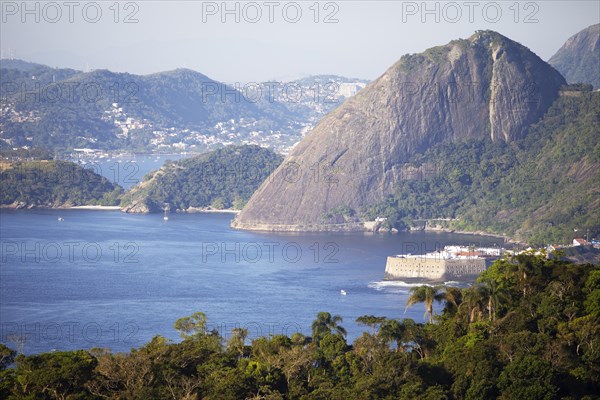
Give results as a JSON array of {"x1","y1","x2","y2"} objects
[
  {"x1": 368, "y1": 280, "x2": 471, "y2": 293},
  {"x1": 368, "y1": 280, "x2": 431, "y2": 293},
  {"x1": 443, "y1": 281, "x2": 472, "y2": 288}
]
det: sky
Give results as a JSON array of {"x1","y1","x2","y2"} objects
[{"x1": 1, "y1": 1, "x2": 599, "y2": 83}]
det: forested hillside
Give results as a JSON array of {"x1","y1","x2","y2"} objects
[
  {"x1": 364, "y1": 90, "x2": 600, "y2": 245},
  {"x1": 120, "y1": 145, "x2": 282, "y2": 213},
  {"x1": 0, "y1": 160, "x2": 123, "y2": 207}
]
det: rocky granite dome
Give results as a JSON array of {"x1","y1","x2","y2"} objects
[
  {"x1": 549, "y1": 24, "x2": 600, "y2": 89},
  {"x1": 232, "y1": 31, "x2": 566, "y2": 231}
]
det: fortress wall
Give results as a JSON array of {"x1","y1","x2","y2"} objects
[
  {"x1": 384, "y1": 257, "x2": 446, "y2": 280},
  {"x1": 444, "y1": 258, "x2": 487, "y2": 277},
  {"x1": 384, "y1": 256, "x2": 487, "y2": 280}
]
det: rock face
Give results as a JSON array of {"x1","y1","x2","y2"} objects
[
  {"x1": 120, "y1": 200, "x2": 153, "y2": 214},
  {"x1": 549, "y1": 24, "x2": 600, "y2": 88},
  {"x1": 232, "y1": 31, "x2": 565, "y2": 231}
]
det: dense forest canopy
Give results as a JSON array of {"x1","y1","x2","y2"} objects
[
  {"x1": 0, "y1": 160, "x2": 123, "y2": 207},
  {"x1": 121, "y1": 145, "x2": 282, "y2": 212}
]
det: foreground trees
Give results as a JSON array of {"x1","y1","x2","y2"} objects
[
  {"x1": 1, "y1": 255, "x2": 599, "y2": 399},
  {"x1": 405, "y1": 285, "x2": 446, "y2": 323},
  {"x1": 311, "y1": 312, "x2": 347, "y2": 343}
]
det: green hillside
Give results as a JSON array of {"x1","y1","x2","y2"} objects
[
  {"x1": 363, "y1": 89, "x2": 600, "y2": 245},
  {"x1": 0, "y1": 160, "x2": 123, "y2": 207},
  {"x1": 120, "y1": 145, "x2": 282, "y2": 213}
]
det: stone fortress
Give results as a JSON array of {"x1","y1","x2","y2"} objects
[{"x1": 384, "y1": 246, "x2": 503, "y2": 281}]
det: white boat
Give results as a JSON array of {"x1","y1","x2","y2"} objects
[
  {"x1": 163, "y1": 206, "x2": 169, "y2": 221},
  {"x1": 340, "y1": 290, "x2": 347, "y2": 296},
  {"x1": 57, "y1": 217, "x2": 64, "y2": 222}
]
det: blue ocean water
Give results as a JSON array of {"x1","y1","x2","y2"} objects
[{"x1": 0, "y1": 210, "x2": 503, "y2": 354}]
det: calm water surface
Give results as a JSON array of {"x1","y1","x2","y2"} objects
[{"x1": 0, "y1": 210, "x2": 503, "y2": 354}]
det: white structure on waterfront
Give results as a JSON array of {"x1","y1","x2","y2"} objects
[{"x1": 384, "y1": 246, "x2": 499, "y2": 280}]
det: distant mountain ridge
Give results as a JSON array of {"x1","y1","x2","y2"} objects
[
  {"x1": 234, "y1": 30, "x2": 567, "y2": 235},
  {"x1": 0, "y1": 59, "x2": 63, "y2": 73},
  {"x1": 0, "y1": 61, "x2": 367, "y2": 153},
  {"x1": 549, "y1": 24, "x2": 600, "y2": 89},
  {"x1": 0, "y1": 64, "x2": 296, "y2": 151}
]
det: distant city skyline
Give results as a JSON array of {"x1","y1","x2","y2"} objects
[{"x1": 1, "y1": 1, "x2": 598, "y2": 83}]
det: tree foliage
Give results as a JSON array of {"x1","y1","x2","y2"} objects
[
  {"x1": 362, "y1": 92, "x2": 600, "y2": 245},
  {"x1": 0, "y1": 160, "x2": 123, "y2": 206},
  {"x1": 120, "y1": 145, "x2": 282, "y2": 211}
]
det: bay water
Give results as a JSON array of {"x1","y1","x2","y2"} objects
[{"x1": 0, "y1": 209, "x2": 503, "y2": 354}]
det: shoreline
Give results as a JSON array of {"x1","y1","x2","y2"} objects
[
  {"x1": 70, "y1": 205, "x2": 121, "y2": 210},
  {"x1": 421, "y1": 226, "x2": 521, "y2": 244},
  {"x1": 182, "y1": 207, "x2": 240, "y2": 214},
  {"x1": 1, "y1": 205, "x2": 522, "y2": 243},
  {"x1": 120, "y1": 207, "x2": 241, "y2": 214},
  {"x1": 1, "y1": 204, "x2": 121, "y2": 211},
  {"x1": 231, "y1": 219, "x2": 523, "y2": 244},
  {"x1": 1, "y1": 204, "x2": 240, "y2": 214}
]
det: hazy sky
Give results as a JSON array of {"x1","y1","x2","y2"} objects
[{"x1": 1, "y1": 1, "x2": 598, "y2": 82}]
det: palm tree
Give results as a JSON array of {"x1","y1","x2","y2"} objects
[
  {"x1": 478, "y1": 278, "x2": 509, "y2": 321},
  {"x1": 380, "y1": 319, "x2": 406, "y2": 352},
  {"x1": 508, "y1": 254, "x2": 544, "y2": 297},
  {"x1": 311, "y1": 312, "x2": 347, "y2": 342},
  {"x1": 405, "y1": 285, "x2": 446, "y2": 323},
  {"x1": 460, "y1": 286, "x2": 487, "y2": 323},
  {"x1": 441, "y1": 286, "x2": 463, "y2": 315}
]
